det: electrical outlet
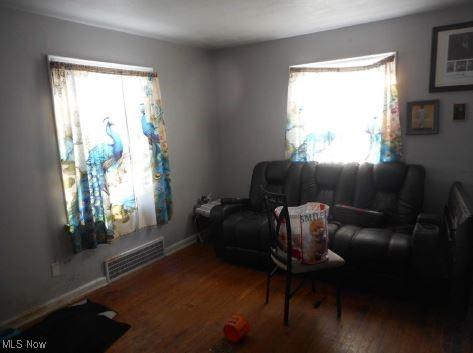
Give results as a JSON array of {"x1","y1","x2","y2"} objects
[{"x1": 51, "y1": 262, "x2": 61, "y2": 277}]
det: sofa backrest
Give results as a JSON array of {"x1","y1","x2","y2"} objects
[
  {"x1": 299, "y1": 162, "x2": 358, "y2": 208},
  {"x1": 249, "y1": 160, "x2": 425, "y2": 225},
  {"x1": 353, "y1": 163, "x2": 425, "y2": 225},
  {"x1": 249, "y1": 161, "x2": 303, "y2": 211}
]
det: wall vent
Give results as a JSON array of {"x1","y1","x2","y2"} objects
[{"x1": 104, "y1": 237, "x2": 164, "y2": 282}]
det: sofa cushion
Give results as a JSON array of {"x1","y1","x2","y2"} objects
[
  {"x1": 327, "y1": 222, "x2": 341, "y2": 244},
  {"x1": 331, "y1": 225, "x2": 410, "y2": 275},
  {"x1": 329, "y1": 224, "x2": 361, "y2": 260}
]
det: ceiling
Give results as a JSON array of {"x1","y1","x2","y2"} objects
[{"x1": 0, "y1": 0, "x2": 466, "y2": 48}]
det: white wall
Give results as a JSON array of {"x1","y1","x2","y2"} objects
[
  {"x1": 0, "y1": 7, "x2": 218, "y2": 322},
  {"x1": 213, "y1": 4, "x2": 473, "y2": 213}
]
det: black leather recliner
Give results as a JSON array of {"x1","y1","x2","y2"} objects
[{"x1": 211, "y1": 160, "x2": 444, "y2": 284}]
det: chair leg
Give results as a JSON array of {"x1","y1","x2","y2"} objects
[
  {"x1": 265, "y1": 272, "x2": 271, "y2": 304},
  {"x1": 265, "y1": 265, "x2": 278, "y2": 304},
  {"x1": 284, "y1": 271, "x2": 292, "y2": 326},
  {"x1": 336, "y1": 284, "x2": 342, "y2": 319}
]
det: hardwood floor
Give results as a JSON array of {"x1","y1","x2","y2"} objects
[{"x1": 89, "y1": 244, "x2": 472, "y2": 353}]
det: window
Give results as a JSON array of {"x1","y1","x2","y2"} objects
[
  {"x1": 285, "y1": 53, "x2": 402, "y2": 164},
  {"x1": 49, "y1": 57, "x2": 172, "y2": 252}
]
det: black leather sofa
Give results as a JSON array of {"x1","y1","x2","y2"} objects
[{"x1": 211, "y1": 160, "x2": 445, "y2": 286}]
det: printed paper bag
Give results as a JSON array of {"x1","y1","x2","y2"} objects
[{"x1": 275, "y1": 203, "x2": 329, "y2": 264}]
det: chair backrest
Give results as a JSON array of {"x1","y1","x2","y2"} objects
[{"x1": 261, "y1": 186, "x2": 292, "y2": 272}]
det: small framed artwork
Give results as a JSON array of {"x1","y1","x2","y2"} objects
[
  {"x1": 430, "y1": 21, "x2": 473, "y2": 92},
  {"x1": 453, "y1": 103, "x2": 467, "y2": 121},
  {"x1": 406, "y1": 100, "x2": 439, "y2": 135}
]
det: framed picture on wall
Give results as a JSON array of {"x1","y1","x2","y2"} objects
[
  {"x1": 406, "y1": 100, "x2": 439, "y2": 135},
  {"x1": 453, "y1": 103, "x2": 467, "y2": 121},
  {"x1": 430, "y1": 21, "x2": 473, "y2": 92}
]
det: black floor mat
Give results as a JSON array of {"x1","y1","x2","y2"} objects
[{"x1": 15, "y1": 300, "x2": 130, "y2": 353}]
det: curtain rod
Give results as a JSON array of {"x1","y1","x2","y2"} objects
[
  {"x1": 290, "y1": 54, "x2": 395, "y2": 74},
  {"x1": 48, "y1": 55, "x2": 157, "y2": 77}
]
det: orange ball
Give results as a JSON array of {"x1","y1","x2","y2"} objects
[{"x1": 223, "y1": 314, "x2": 250, "y2": 343}]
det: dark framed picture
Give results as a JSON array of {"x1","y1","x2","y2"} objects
[
  {"x1": 406, "y1": 100, "x2": 439, "y2": 135},
  {"x1": 453, "y1": 103, "x2": 467, "y2": 121},
  {"x1": 430, "y1": 21, "x2": 473, "y2": 92}
]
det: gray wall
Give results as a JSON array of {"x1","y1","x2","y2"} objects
[
  {"x1": 0, "y1": 8, "x2": 218, "y2": 322},
  {"x1": 213, "y1": 4, "x2": 473, "y2": 213},
  {"x1": 1, "y1": 3, "x2": 473, "y2": 324}
]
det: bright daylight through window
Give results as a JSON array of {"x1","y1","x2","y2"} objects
[{"x1": 285, "y1": 53, "x2": 402, "y2": 164}]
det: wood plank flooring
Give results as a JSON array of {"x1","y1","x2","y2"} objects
[{"x1": 89, "y1": 244, "x2": 472, "y2": 353}]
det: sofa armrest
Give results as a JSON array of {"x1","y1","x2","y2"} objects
[
  {"x1": 209, "y1": 202, "x2": 249, "y2": 223},
  {"x1": 332, "y1": 204, "x2": 386, "y2": 228},
  {"x1": 210, "y1": 202, "x2": 249, "y2": 257},
  {"x1": 221, "y1": 198, "x2": 250, "y2": 205},
  {"x1": 411, "y1": 216, "x2": 443, "y2": 281},
  {"x1": 417, "y1": 213, "x2": 442, "y2": 227}
]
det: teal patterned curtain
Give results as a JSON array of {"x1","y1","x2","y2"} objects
[
  {"x1": 286, "y1": 55, "x2": 402, "y2": 163},
  {"x1": 50, "y1": 61, "x2": 172, "y2": 253}
]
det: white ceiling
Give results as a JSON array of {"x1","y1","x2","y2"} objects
[{"x1": 0, "y1": 0, "x2": 467, "y2": 48}]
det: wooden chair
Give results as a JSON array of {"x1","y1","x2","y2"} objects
[{"x1": 261, "y1": 187, "x2": 345, "y2": 325}]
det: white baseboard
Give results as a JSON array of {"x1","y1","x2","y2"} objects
[
  {"x1": 0, "y1": 277, "x2": 108, "y2": 330},
  {"x1": 1, "y1": 234, "x2": 198, "y2": 330},
  {"x1": 164, "y1": 234, "x2": 197, "y2": 256}
]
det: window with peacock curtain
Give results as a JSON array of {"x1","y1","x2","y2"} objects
[
  {"x1": 49, "y1": 58, "x2": 172, "y2": 253},
  {"x1": 285, "y1": 53, "x2": 402, "y2": 163}
]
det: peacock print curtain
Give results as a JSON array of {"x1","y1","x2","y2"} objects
[
  {"x1": 285, "y1": 54, "x2": 402, "y2": 163},
  {"x1": 50, "y1": 60, "x2": 172, "y2": 253}
]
